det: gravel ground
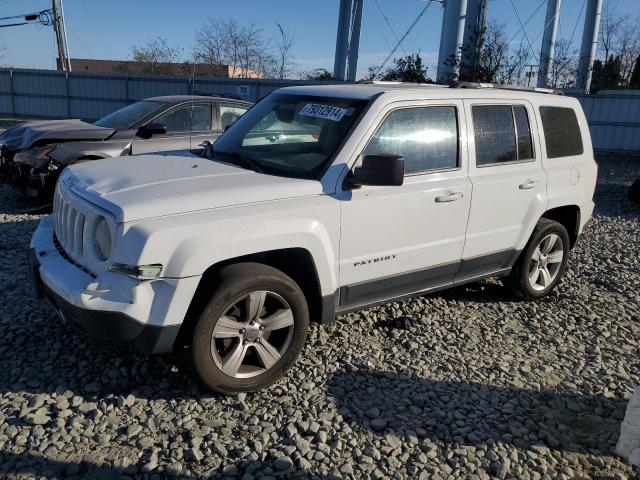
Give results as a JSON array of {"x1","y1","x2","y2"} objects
[{"x1": 0, "y1": 157, "x2": 639, "y2": 480}]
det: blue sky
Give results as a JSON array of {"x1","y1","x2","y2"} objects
[{"x1": 1, "y1": 0, "x2": 639, "y2": 79}]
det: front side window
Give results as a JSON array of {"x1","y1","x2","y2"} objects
[
  {"x1": 155, "y1": 105, "x2": 193, "y2": 133},
  {"x1": 540, "y1": 106, "x2": 584, "y2": 158},
  {"x1": 220, "y1": 105, "x2": 249, "y2": 129},
  {"x1": 364, "y1": 106, "x2": 459, "y2": 174},
  {"x1": 213, "y1": 93, "x2": 368, "y2": 178}
]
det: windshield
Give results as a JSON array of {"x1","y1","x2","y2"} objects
[
  {"x1": 94, "y1": 100, "x2": 168, "y2": 129},
  {"x1": 213, "y1": 93, "x2": 369, "y2": 178}
]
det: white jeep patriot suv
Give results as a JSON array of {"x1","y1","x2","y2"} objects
[{"x1": 29, "y1": 83, "x2": 597, "y2": 393}]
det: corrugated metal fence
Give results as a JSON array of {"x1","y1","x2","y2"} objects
[
  {"x1": 569, "y1": 90, "x2": 640, "y2": 155},
  {"x1": 1, "y1": 68, "x2": 639, "y2": 154},
  {"x1": 0, "y1": 68, "x2": 339, "y2": 121}
]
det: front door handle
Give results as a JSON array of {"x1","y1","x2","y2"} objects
[
  {"x1": 519, "y1": 179, "x2": 540, "y2": 190},
  {"x1": 435, "y1": 192, "x2": 464, "y2": 203}
]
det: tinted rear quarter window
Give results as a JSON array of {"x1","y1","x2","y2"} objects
[{"x1": 539, "y1": 106, "x2": 584, "y2": 158}]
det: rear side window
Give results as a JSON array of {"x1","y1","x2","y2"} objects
[
  {"x1": 364, "y1": 106, "x2": 459, "y2": 174},
  {"x1": 472, "y1": 105, "x2": 535, "y2": 165},
  {"x1": 472, "y1": 105, "x2": 517, "y2": 165},
  {"x1": 514, "y1": 106, "x2": 534, "y2": 160},
  {"x1": 191, "y1": 104, "x2": 212, "y2": 131},
  {"x1": 539, "y1": 106, "x2": 584, "y2": 158},
  {"x1": 220, "y1": 104, "x2": 249, "y2": 130}
]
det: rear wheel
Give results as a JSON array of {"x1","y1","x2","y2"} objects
[
  {"x1": 510, "y1": 219, "x2": 570, "y2": 300},
  {"x1": 191, "y1": 263, "x2": 309, "y2": 394}
]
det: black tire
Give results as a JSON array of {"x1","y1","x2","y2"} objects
[
  {"x1": 191, "y1": 262, "x2": 309, "y2": 394},
  {"x1": 509, "y1": 218, "x2": 570, "y2": 300}
]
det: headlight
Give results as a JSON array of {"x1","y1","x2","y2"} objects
[
  {"x1": 14, "y1": 146, "x2": 57, "y2": 165},
  {"x1": 93, "y1": 216, "x2": 113, "y2": 261}
]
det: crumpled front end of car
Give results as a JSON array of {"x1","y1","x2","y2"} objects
[{"x1": 0, "y1": 145, "x2": 60, "y2": 200}]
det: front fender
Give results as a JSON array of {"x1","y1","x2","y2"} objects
[
  {"x1": 50, "y1": 141, "x2": 131, "y2": 164},
  {"x1": 116, "y1": 197, "x2": 341, "y2": 296}
]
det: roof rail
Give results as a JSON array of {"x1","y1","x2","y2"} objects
[
  {"x1": 452, "y1": 81, "x2": 564, "y2": 95},
  {"x1": 357, "y1": 80, "x2": 447, "y2": 88}
]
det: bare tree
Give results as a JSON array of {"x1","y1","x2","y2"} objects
[
  {"x1": 194, "y1": 19, "x2": 277, "y2": 78},
  {"x1": 548, "y1": 39, "x2": 578, "y2": 88},
  {"x1": 615, "y1": 19, "x2": 640, "y2": 84},
  {"x1": 474, "y1": 21, "x2": 530, "y2": 85},
  {"x1": 119, "y1": 37, "x2": 188, "y2": 75},
  {"x1": 274, "y1": 23, "x2": 296, "y2": 79},
  {"x1": 600, "y1": 1, "x2": 623, "y2": 61}
]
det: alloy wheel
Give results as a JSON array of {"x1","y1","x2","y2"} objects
[
  {"x1": 210, "y1": 290, "x2": 295, "y2": 378},
  {"x1": 527, "y1": 233, "x2": 564, "y2": 292}
]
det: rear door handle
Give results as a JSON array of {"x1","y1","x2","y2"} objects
[
  {"x1": 519, "y1": 179, "x2": 540, "y2": 190},
  {"x1": 435, "y1": 192, "x2": 464, "y2": 203}
]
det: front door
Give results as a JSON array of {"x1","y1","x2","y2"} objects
[
  {"x1": 459, "y1": 100, "x2": 548, "y2": 282},
  {"x1": 132, "y1": 103, "x2": 213, "y2": 154},
  {"x1": 338, "y1": 101, "x2": 472, "y2": 310}
]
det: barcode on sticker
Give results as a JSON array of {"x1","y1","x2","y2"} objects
[{"x1": 299, "y1": 104, "x2": 348, "y2": 122}]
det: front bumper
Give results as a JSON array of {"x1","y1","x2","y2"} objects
[
  {"x1": 29, "y1": 215, "x2": 201, "y2": 354},
  {"x1": 0, "y1": 155, "x2": 56, "y2": 199}
]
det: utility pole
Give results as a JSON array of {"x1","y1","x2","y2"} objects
[
  {"x1": 333, "y1": 0, "x2": 353, "y2": 81},
  {"x1": 436, "y1": 0, "x2": 469, "y2": 84},
  {"x1": 333, "y1": 0, "x2": 364, "y2": 81},
  {"x1": 537, "y1": 0, "x2": 561, "y2": 87},
  {"x1": 460, "y1": 0, "x2": 487, "y2": 82},
  {"x1": 52, "y1": 0, "x2": 72, "y2": 71},
  {"x1": 576, "y1": 0, "x2": 602, "y2": 93},
  {"x1": 346, "y1": 0, "x2": 364, "y2": 82}
]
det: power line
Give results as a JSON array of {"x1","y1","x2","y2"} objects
[
  {"x1": 0, "y1": 9, "x2": 51, "y2": 22},
  {"x1": 373, "y1": 0, "x2": 433, "y2": 77},
  {"x1": 507, "y1": 0, "x2": 546, "y2": 44},
  {"x1": 79, "y1": 1, "x2": 112, "y2": 58},
  {"x1": 568, "y1": 0, "x2": 587, "y2": 47},
  {"x1": 372, "y1": 0, "x2": 408, "y2": 55},
  {"x1": 508, "y1": 0, "x2": 540, "y2": 65},
  {"x1": 365, "y1": 0, "x2": 392, "y2": 50},
  {"x1": 0, "y1": 22, "x2": 28, "y2": 28}
]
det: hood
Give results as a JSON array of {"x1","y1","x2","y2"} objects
[
  {"x1": 0, "y1": 119, "x2": 115, "y2": 151},
  {"x1": 63, "y1": 153, "x2": 325, "y2": 223}
]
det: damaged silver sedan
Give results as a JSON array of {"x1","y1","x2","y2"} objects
[{"x1": 0, "y1": 95, "x2": 250, "y2": 204}]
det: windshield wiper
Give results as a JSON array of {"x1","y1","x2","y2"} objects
[{"x1": 213, "y1": 150, "x2": 265, "y2": 174}]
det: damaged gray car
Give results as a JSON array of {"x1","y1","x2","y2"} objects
[{"x1": 0, "y1": 95, "x2": 251, "y2": 203}]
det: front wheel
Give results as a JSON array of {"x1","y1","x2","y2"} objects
[
  {"x1": 509, "y1": 219, "x2": 570, "y2": 300},
  {"x1": 191, "y1": 263, "x2": 309, "y2": 394}
]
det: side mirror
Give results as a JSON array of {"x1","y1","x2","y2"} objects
[
  {"x1": 138, "y1": 123, "x2": 167, "y2": 137},
  {"x1": 199, "y1": 140, "x2": 214, "y2": 157},
  {"x1": 346, "y1": 154, "x2": 404, "y2": 188}
]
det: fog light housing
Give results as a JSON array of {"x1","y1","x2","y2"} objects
[{"x1": 110, "y1": 263, "x2": 163, "y2": 280}]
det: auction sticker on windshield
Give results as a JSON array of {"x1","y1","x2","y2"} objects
[{"x1": 299, "y1": 104, "x2": 349, "y2": 122}]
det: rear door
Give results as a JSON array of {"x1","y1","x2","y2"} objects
[
  {"x1": 536, "y1": 103, "x2": 597, "y2": 225},
  {"x1": 459, "y1": 100, "x2": 547, "y2": 281},
  {"x1": 217, "y1": 103, "x2": 251, "y2": 136}
]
